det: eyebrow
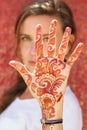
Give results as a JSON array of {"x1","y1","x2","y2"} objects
[
  {"x1": 18, "y1": 33, "x2": 49, "y2": 38},
  {"x1": 18, "y1": 33, "x2": 30, "y2": 37}
]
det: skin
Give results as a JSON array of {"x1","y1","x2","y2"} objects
[
  {"x1": 9, "y1": 15, "x2": 84, "y2": 130},
  {"x1": 18, "y1": 15, "x2": 64, "y2": 72},
  {"x1": 16, "y1": 15, "x2": 73, "y2": 99},
  {"x1": 16, "y1": 15, "x2": 69, "y2": 100}
]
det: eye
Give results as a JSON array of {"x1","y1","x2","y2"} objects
[
  {"x1": 19, "y1": 34, "x2": 32, "y2": 43},
  {"x1": 43, "y1": 36, "x2": 48, "y2": 43},
  {"x1": 20, "y1": 36, "x2": 31, "y2": 41}
]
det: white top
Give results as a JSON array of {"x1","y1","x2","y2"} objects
[{"x1": 0, "y1": 86, "x2": 82, "y2": 130}]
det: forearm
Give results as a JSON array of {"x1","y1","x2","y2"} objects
[
  {"x1": 41, "y1": 98, "x2": 64, "y2": 130},
  {"x1": 42, "y1": 123, "x2": 63, "y2": 130}
]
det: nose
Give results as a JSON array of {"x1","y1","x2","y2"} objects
[{"x1": 30, "y1": 41, "x2": 36, "y2": 56}]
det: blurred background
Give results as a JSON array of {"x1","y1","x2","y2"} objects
[{"x1": 0, "y1": 0, "x2": 87, "y2": 129}]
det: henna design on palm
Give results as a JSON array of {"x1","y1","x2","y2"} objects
[{"x1": 9, "y1": 20, "x2": 83, "y2": 119}]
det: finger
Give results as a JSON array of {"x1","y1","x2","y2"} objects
[
  {"x1": 48, "y1": 20, "x2": 57, "y2": 57},
  {"x1": 35, "y1": 24, "x2": 43, "y2": 58},
  {"x1": 67, "y1": 42, "x2": 84, "y2": 66},
  {"x1": 9, "y1": 60, "x2": 32, "y2": 86},
  {"x1": 57, "y1": 27, "x2": 71, "y2": 60}
]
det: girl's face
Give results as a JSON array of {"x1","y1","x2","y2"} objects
[{"x1": 18, "y1": 15, "x2": 64, "y2": 72}]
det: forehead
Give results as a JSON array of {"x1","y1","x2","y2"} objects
[{"x1": 19, "y1": 15, "x2": 62, "y2": 35}]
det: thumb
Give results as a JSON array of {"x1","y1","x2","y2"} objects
[{"x1": 9, "y1": 60, "x2": 32, "y2": 87}]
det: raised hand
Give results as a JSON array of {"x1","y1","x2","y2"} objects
[{"x1": 9, "y1": 20, "x2": 83, "y2": 120}]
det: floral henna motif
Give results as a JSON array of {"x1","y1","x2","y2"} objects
[
  {"x1": 9, "y1": 20, "x2": 84, "y2": 121},
  {"x1": 29, "y1": 20, "x2": 70, "y2": 118},
  {"x1": 31, "y1": 57, "x2": 66, "y2": 118}
]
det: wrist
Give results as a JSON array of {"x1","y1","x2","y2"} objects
[
  {"x1": 40, "y1": 118, "x2": 63, "y2": 125},
  {"x1": 41, "y1": 97, "x2": 64, "y2": 120}
]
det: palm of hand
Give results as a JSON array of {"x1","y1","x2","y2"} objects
[
  {"x1": 33, "y1": 56, "x2": 67, "y2": 103},
  {"x1": 32, "y1": 56, "x2": 68, "y2": 118},
  {"x1": 9, "y1": 20, "x2": 83, "y2": 118}
]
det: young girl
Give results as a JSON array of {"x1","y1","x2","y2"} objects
[{"x1": 0, "y1": 0, "x2": 83, "y2": 130}]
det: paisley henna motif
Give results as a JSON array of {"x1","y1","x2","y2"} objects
[
  {"x1": 48, "y1": 20, "x2": 57, "y2": 57},
  {"x1": 42, "y1": 105, "x2": 55, "y2": 118},
  {"x1": 67, "y1": 42, "x2": 83, "y2": 66},
  {"x1": 58, "y1": 27, "x2": 71, "y2": 60},
  {"x1": 36, "y1": 24, "x2": 43, "y2": 57},
  {"x1": 9, "y1": 19, "x2": 84, "y2": 129}
]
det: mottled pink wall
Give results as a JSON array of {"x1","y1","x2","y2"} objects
[
  {"x1": 65, "y1": 1, "x2": 87, "y2": 130},
  {"x1": 0, "y1": 0, "x2": 87, "y2": 130}
]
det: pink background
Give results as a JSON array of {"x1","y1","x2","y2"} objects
[{"x1": 0, "y1": 0, "x2": 87, "y2": 130}]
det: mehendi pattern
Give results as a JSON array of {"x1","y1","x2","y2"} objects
[{"x1": 9, "y1": 19, "x2": 84, "y2": 130}]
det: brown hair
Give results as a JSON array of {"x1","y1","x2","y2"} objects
[
  {"x1": 15, "y1": 0, "x2": 76, "y2": 40},
  {"x1": 14, "y1": 0, "x2": 76, "y2": 95}
]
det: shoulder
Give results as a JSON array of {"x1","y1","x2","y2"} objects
[
  {"x1": 64, "y1": 86, "x2": 82, "y2": 109},
  {"x1": 0, "y1": 98, "x2": 27, "y2": 130},
  {"x1": 0, "y1": 98, "x2": 42, "y2": 130},
  {"x1": 0, "y1": 98, "x2": 22, "y2": 116},
  {"x1": 63, "y1": 86, "x2": 83, "y2": 130},
  {"x1": 0, "y1": 117, "x2": 23, "y2": 130}
]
